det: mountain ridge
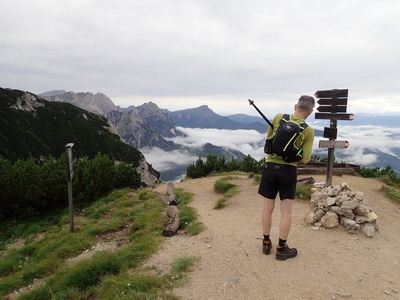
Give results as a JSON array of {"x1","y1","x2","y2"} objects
[{"x1": 0, "y1": 87, "x2": 159, "y2": 185}]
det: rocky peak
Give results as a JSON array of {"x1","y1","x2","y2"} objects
[
  {"x1": 41, "y1": 91, "x2": 121, "y2": 116},
  {"x1": 8, "y1": 90, "x2": 45, "y2": 111}
]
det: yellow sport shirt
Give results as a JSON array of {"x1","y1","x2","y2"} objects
[{"x1": 266, "y1": 113, "x2": 314, "y2": 166}]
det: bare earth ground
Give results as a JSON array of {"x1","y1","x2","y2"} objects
[{"x1": 149, "y1": 174, "x2": 400, "y2": 300}]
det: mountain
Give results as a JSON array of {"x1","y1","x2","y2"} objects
[
  {"x1": 349, "y1": 113, "x2": 399, "y2": 128},
  {"x1": 41, "y1": 91, "x2": 120, "y2": 117},
  {"x1": 41, "y1": 92, "x2": 253, "y2": 181},
  {"x1": 113, "y1": 103, "x2": 183, "y2": 149},
  {"x1": 165, "y1": 105, "x2": 268, "y2": 133},
  {"x1": 41, "y1": 91, "x2": 184, "y2": 150},
  {"x1": 0, "y1": 88, "x2": 159, "y2": 185},
  {"x1": 226, "y1": 113, "x2": 265, "y2": 124}
]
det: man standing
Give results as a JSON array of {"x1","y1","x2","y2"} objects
[{"x1": 258, "y1": 95, "x2": 315, "y2": 260}]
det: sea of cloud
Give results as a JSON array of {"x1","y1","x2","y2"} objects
[
  {"x1": 312, "y1": 124, "x2": 400, "y2": 166},
  {"x1": 140, "y1": 124, "x2": 400, "y2": 180}
]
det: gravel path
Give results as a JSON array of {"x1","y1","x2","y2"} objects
[{"x1": 149, "y1": 174, "x2": 400, "y2": 300}]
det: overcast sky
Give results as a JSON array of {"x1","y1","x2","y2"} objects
[{"x1": 2, "y1": 0, "x2": 400, "y2": 116}]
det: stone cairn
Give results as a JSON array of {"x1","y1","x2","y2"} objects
[{"x1": 305, "y1": 182, "x2": 379, "y2": 237}]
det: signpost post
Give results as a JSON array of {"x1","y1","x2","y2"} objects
[
  {"x1": 65, "y1": 143, "x2": 74, "y2": 233},
  {"x1": 314, "y1": 89, "x2": 354, "y2": 187}
]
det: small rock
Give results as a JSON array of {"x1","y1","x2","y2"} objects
[
  {"x1": 367, "y1": 212, "x2": 378, "y2": 222},
  {"x1": 361, "y1": 223, "x2": 376, "y2": 237},
  {"x1": 321, "y1": 212, "x2": 340, "y2": 228},
  {"x1": 336, "y1": 291, "x2": 352, "y2": 298},
  {"x1": 326, "y1": 197, "x2": 336, "y2": 206}
]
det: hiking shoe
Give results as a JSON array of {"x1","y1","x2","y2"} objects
[
  {"x1": 276, "y1": 244, "x2": 297, "y2": 260},
  {"x1": 262, "y1": 240, "x2": 272, "y2": 255}
]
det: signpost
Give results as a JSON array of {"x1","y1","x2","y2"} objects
[
  {"x1": 319, "y1": 140, "x2": 349, "y2": 149},
  {"x1": 65, "y1": 143, "x2": 74, "y2": 233},
  {"x1": 314, "y1": 89, "x2": 354, "y2": 187}
]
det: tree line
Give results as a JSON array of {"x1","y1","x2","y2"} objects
[
  {"x1": 186, "y1": 153, "x2": 266, "y2": 178},
  {"x1": 0, "y1": 153, "x2": 141, "y2": 221},
  {"x1": 186, "y1": 153, "x2": 400, "y2": 185}
]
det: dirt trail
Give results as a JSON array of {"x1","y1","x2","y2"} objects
[{"x1": 148, "y1": 174, "x2": 400, "y2": 300}]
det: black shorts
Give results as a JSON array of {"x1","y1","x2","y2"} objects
[{"x1": 258, "y1": 162, "x2": 297, "y2": 200}]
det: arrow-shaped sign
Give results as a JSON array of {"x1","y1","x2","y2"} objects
[
  {"x1": 319, "y1": 140, "x2": 350, "y2": 149},
  {"x1": 315, "y1": 89, "x2": 348, "y2": 99},
  {"x1": 317, "y1": 98, "x2": 348, "y2": 105}
]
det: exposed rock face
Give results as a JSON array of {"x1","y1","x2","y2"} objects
[
  {"x1": 305, "y1": 183, "x2": 379, "y2": 237},
  {"x1": 41, "y1": 91, "x2": 184, "y2": 150},
  {"x1": 44, "y1": 91, "x2": 120, "y2": 116},
  {"x1": 10, "y1": 91, "x2": 45, "y2": 111},
  {"x1": 137, "y1": 157, "x2": 160, "y2": 186},
  {"x1": 112, "y1": 103, "x2": 183, "y2": 149}
]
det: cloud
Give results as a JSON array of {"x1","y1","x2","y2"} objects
[
  {"x1": 1, "y1": 0, "x2": 400, "y2": 116},
  {"x1": 139, "y1": 147, "x2": 198, "y2": 172},
  {"x1": 140, "y1": 123, "x2": 400, "y2": 180},
  {"x1": 312, "y1": 124, "x2": 400, "y2": 166},
  {"x1": 167, "y1": 127, "x2": 265, "y2": 158}
]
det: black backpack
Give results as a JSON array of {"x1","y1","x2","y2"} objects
[{"x1": 264, "y1": 114, "x2": 308, "y2": 163}]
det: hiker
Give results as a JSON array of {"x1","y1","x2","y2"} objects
[{"x1": 258, "y1": 95, "x2": 315, "y2": 260}]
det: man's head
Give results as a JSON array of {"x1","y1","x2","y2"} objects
[{"x1": 295, "y1": 95, "x2": 315, "y2": 118}]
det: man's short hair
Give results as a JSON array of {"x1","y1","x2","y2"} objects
[{"x1": 297, "y1": 95, "x2": 315, "y2": 111}]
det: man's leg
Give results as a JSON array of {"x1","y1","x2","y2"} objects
[
  {"x1": 279, "y1": 199, "x2": 293, "y2": 240},
  {"x1": 276, "y1": 199, "x2": 297, "y2": 260},
  {"x1": 261, "y1": 198, "x2": 275, "y2": 254},
  {"x1": 262, "y1": 198, "x2": 275, "y2": 236}
]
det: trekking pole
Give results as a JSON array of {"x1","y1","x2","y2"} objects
[{"x1": 248, "y1": 99, "x2": 274, "y2": 128}]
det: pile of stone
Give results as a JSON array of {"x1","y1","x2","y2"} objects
[{"x1": 305, "y1": 182, "x2": 378, "y2": 237}]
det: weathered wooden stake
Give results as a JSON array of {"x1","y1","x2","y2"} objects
[{"x1": 65, "y1": 143, "x2": 74, "y2": 233}]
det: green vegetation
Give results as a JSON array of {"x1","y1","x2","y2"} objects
[
  {"x1": 171, "y1": 256, "x2": 198, "y2": 285},
  {"x1": 382, "y1": 186, "x2": 400, "y2": 203},
  {"x1": 175, "y1": 188, "x2": 204, "y2": 235},
  {"x1": 356, "y1": 165, "x2": 400, "y2": 203},
  {"x1": 214, "y1": 176, "x2": 239, "y2": 209},
  {"x1": 295, "y1": 184, "x2": 314, "y2": 200},
  {"x1": 186, "y1": 153, "x2": 266, "y2": 179},
  {"x1": 0, "y1": 188, "x2": 199, "y2": 299},
  {"x1": 0, "y1": 154, "x2": 141, "y2": 221}
]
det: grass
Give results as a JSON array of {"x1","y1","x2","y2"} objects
[
  {"x1": 0, "y1": 187, "x2": 201, "y2": 299},
  {"x1": 214, "y1": 176, "x2": 239, "y2": 209},
  {"x1": 170, "y1": 256, "x2": 198, "y2": 285},
  {"x1": 295, "y1": 184, "x2": 314, "y2": 200},
  {"x1": 175, "y1": 188, "x2": 204, "y2": 235},
  {"x1": 382, "y1": 185, "x2": 400, "y2": 203}
]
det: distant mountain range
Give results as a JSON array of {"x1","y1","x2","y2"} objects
[
  {"x1": 164, "y1": 105, "x2": 268, "y2": 132},
  {"x1": 39, "y1": 91, "x2": 261, "y2": 181},
  {"x1": 3, "y1": 88, "x2": 398, "y2": 182}
]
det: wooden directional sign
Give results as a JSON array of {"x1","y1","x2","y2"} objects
[
  {"x1": 319, "y1": 140, "x2": 349, "y2": 149},
  {"x1": 317, "y1": 98, "x2": 348, "y2": 105},
  {"x1": 315, "y1": 89, "x2": 348, "y2": 99},
  {"x1": 315, "y1": 112, "x2": 355, "y2": 120},
  {"x1": 315, "y1": 89, "x2": 348, "y2": 114},
  {"x1": 317, "y1": 105, "x2": 347, "y2": 113}
]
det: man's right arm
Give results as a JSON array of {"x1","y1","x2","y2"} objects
[{"x1": 300, "y1": 127, "x2": 315, "y2": 164}]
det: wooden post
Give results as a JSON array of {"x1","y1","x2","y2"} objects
[
  {"x1": 315, "y1": 89, "x2": 354, "y2": 187},
  {"x1": 65, "y1": 143, "x2": 74, "y2": 233},
  {"x1": 326, "y1": 119, "x2": 337, "y2": 187},
  {"x1": 162, "y1": 183, "x2": 180, "y2": 237}
]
